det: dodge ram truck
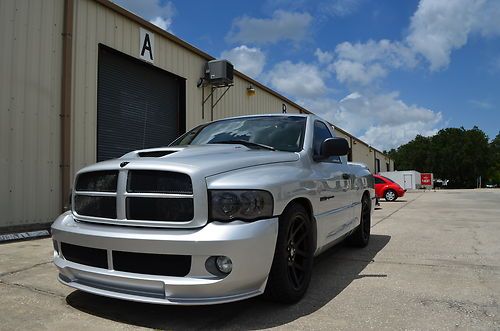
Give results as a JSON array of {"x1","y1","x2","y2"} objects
[{"x1": 51, "y1": 114, "x2": 375, "y2": 305}]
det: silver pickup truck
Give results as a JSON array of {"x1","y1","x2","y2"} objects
[{"x1": 51, "y1": 114, "x2": 374, "y2": 305}]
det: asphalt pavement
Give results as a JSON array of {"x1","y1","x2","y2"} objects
[{"x1": 1, "y1": 189, "x2": 499, "y2": 330}]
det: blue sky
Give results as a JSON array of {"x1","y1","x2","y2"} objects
[{"x1": 114, "y1": 0, "x2": 500, "y2": 150}]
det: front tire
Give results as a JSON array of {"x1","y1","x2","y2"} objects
[
  {"x1": 384, "y1": 189, "x2": 397, "y2": 202},
  {"x1": 265, "y1": 204, "x2": 314, "y2": 304},
  {"x1": 347, "y1": 195, "x2": 371, "y2": 247}
]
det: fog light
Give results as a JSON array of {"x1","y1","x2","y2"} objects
[{"x1": 215, "y1": 256, "x2": 233, "y2": 274}]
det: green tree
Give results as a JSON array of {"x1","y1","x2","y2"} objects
[
  {"x1": 388, "y1": 135, "x2": 432, "y2": 172},
  {"x1": 487, "y1": 132, "x2": 500, "y2": 185},
  {"x1": 389, "y1": 126, "x2": 492, "y2": 188}
]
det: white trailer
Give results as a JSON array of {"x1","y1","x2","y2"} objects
[{"x1": 378, "y1": 170, "x2": 421, "y2": 190}]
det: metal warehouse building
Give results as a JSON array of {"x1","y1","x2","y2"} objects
[{"x1": 0, "y1": 0, "x2": 394, "y2": 232}]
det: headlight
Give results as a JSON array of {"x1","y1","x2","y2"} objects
[{"x1": 209, "y1": 190, "x2": 273, "y2": 221}]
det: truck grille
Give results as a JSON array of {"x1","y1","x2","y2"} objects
[
  {"x1": 113, "y1": 250, "x2": 191, "y2": 277},
  {"x1": 60, "y1": 242, "x2": 191, "y2": 277},
  {"x1": 73, "y1": 170, "x2": 194, "y2": 225},
  {"x1": 127, "y1": 197, "x2": 193, "y2": 221},
  {"x1": 75, "y1": 170, "x2": 118, "y2": 192},
  {"x1": 127, "y1": 170, "x2": 192, "y2": 194},
  {"x1": 74, "y1": 195, "x2": 116, "y2": 219},
  {"x1": 61, "y1": 242, "x2": 108, "y2": 269}
]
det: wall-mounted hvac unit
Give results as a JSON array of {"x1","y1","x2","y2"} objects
[{"x1": 205, "y1": 59, "x2": 234, "y2": 86}]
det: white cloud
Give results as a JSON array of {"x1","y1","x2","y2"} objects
[
  {"x1": 335, "y1": 40, "x2": 417, "y2": 68},
  {"x1": 360, "y1": 123, "x2": 439, "y2": 151},
  {"x1": 325, "y1": 40, "x2": 417, "y2": 85},
  {"x1": 301, "y1": 92, "x2": 442, "y2": 150},
  {"x1": 149, "y1": 16, "x2": 172, "y2": 31},
  {"x1": 226, "y1": 10, "x2": 312, "y2": 44},
  {"x1": 407, "y1": 0, "x2": 500, "y2": 71},
  {"x1": 331, "y1": 60, "x2": 387, "y2": 85},
  {"x1": 340, "y1": 92, "x2": 441, "y2": 128},
  {"x1": 318, "y1": 0, "x2": 363, "y2": 17},
  {"x1": 318, "y1": 0, "x2": 500, "y2": 83},
  {"x1": 264, "y1": 61, "x2": 328, "y2": 99},
  {"x1": 263, "y1": 0, "x2": 363, "y2": 17},
  {"x1": 220, "y1": 46, "x2": 266, "y2": 78},
  {"x1": 113, "y1": 0, "x2": 175, "y2": 31},
  {"x1": 314, "y1": 48, "x2": 334, "y2": 64},
  {"x1": 476, "y1": 1, "x2": 500, "y2": 37}
]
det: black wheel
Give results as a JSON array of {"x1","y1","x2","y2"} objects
[
  {"x1": 265, "y1": 204, "x2": 314, "y2": 303},
  {"x1": 347, "y1": 195, "x2": 371, "y2": 247},
  {"x1": 384, "y1": 189, "x2": 397, "y2": 202}
]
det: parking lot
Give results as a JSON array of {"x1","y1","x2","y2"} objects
[{"x1": 1, "y1": 189, "x2": 499, "y2": 330}]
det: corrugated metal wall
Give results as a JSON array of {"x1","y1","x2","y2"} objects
[
  {"x1": 0, "y1": 0, "x2": 64, "y2": 229},
  {"x1": 70, "y1": 0, "x2": 300, "y2": 178},
  {"x1": 1, "y1": 0, "x2": 393, "y2": 230},
  {"x1": 351, "y1": 140, "x2": 376, "y2": 173},
  {"x1": 375, "y1": 151, "x2": 393, "y2": 172}
]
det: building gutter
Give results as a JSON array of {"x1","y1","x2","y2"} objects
[{"x1": 60, "y1": 0, "x2": 73, "y2": 211}]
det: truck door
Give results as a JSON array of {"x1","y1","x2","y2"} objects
[{"x1": 311, "y1": 121, "x2": 354, "y2": 246}]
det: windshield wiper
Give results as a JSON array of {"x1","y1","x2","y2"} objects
[{"x1": 213, "y1": 140, "x2": 275, "y2": 151}]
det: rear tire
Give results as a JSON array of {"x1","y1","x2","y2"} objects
[
  {"x1": 265, "y1": 204, "x2": 314, "y2": 304},
  {"x1": 347, "y1": 195, "x2": 371, "y2": 247},
  {"x1": 384, "y1": 189, "x2": 397, "y2": 202}
]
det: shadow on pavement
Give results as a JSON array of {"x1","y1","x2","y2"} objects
[{"x1": 66, "y1": 234, "x2": 390, "y2": 330}]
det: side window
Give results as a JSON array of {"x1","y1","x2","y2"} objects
[
  {"x1": 374, "y1": 177, "x2": 384, "y2": 184},
  {"x1": 313, "y1": 121, "x2": 341, "y2": 162}
]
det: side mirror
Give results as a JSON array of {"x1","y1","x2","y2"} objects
[{"x1": 318, "y1": 137, "x2": 349, "y2": 159}]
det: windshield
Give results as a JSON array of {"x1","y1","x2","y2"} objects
[{"x1": 170, "y1": 116, "x2": 307, "y2": 152}]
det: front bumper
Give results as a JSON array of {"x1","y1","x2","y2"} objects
[{"x1": 51, "y1": 212, "x2": 278, "y2": 305}]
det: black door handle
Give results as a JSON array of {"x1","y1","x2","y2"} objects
[{"x1": 342, "y1": 173, "x2": 350, "y2": 180}]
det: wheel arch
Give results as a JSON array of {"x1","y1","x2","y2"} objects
[{"x1": 281, "y1": 197, "x2": 317, "y2": 253}]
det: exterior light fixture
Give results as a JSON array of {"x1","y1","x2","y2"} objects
[{"x1": 246, "y1": 85, "x2": 256, "y2": 96}]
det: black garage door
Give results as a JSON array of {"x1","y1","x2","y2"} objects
[{"x1": 97, "y1": 46, "x2": 185, "y2": 161}]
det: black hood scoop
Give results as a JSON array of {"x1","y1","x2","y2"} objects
[{"x1": 137, "y1": 150, "x2": 177, "y2": 158}]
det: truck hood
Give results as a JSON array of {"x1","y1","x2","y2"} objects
[{"x1": 81, "y1": 145, "x2": 300, "y2": 177}]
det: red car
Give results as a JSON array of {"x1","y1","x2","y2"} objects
[{"x1": 374, "y1": 174, "x2": 406, "y2": 202}]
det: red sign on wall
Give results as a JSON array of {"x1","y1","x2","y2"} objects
[{"x1": 421, "y1": 173, "x2": 432, "y2": 186}]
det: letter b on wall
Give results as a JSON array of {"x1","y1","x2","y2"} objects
[{"x1": 139, "y1": 28, "x2": 154, "y2": 63}]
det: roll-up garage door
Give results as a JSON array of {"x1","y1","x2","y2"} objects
[{"x1": 97, "y1": 46, "x2": 185, "y2": 161}]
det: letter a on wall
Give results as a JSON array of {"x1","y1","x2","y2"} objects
[{"x1": 139, "y1": 28, "x2": 155, "y2": 63}]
